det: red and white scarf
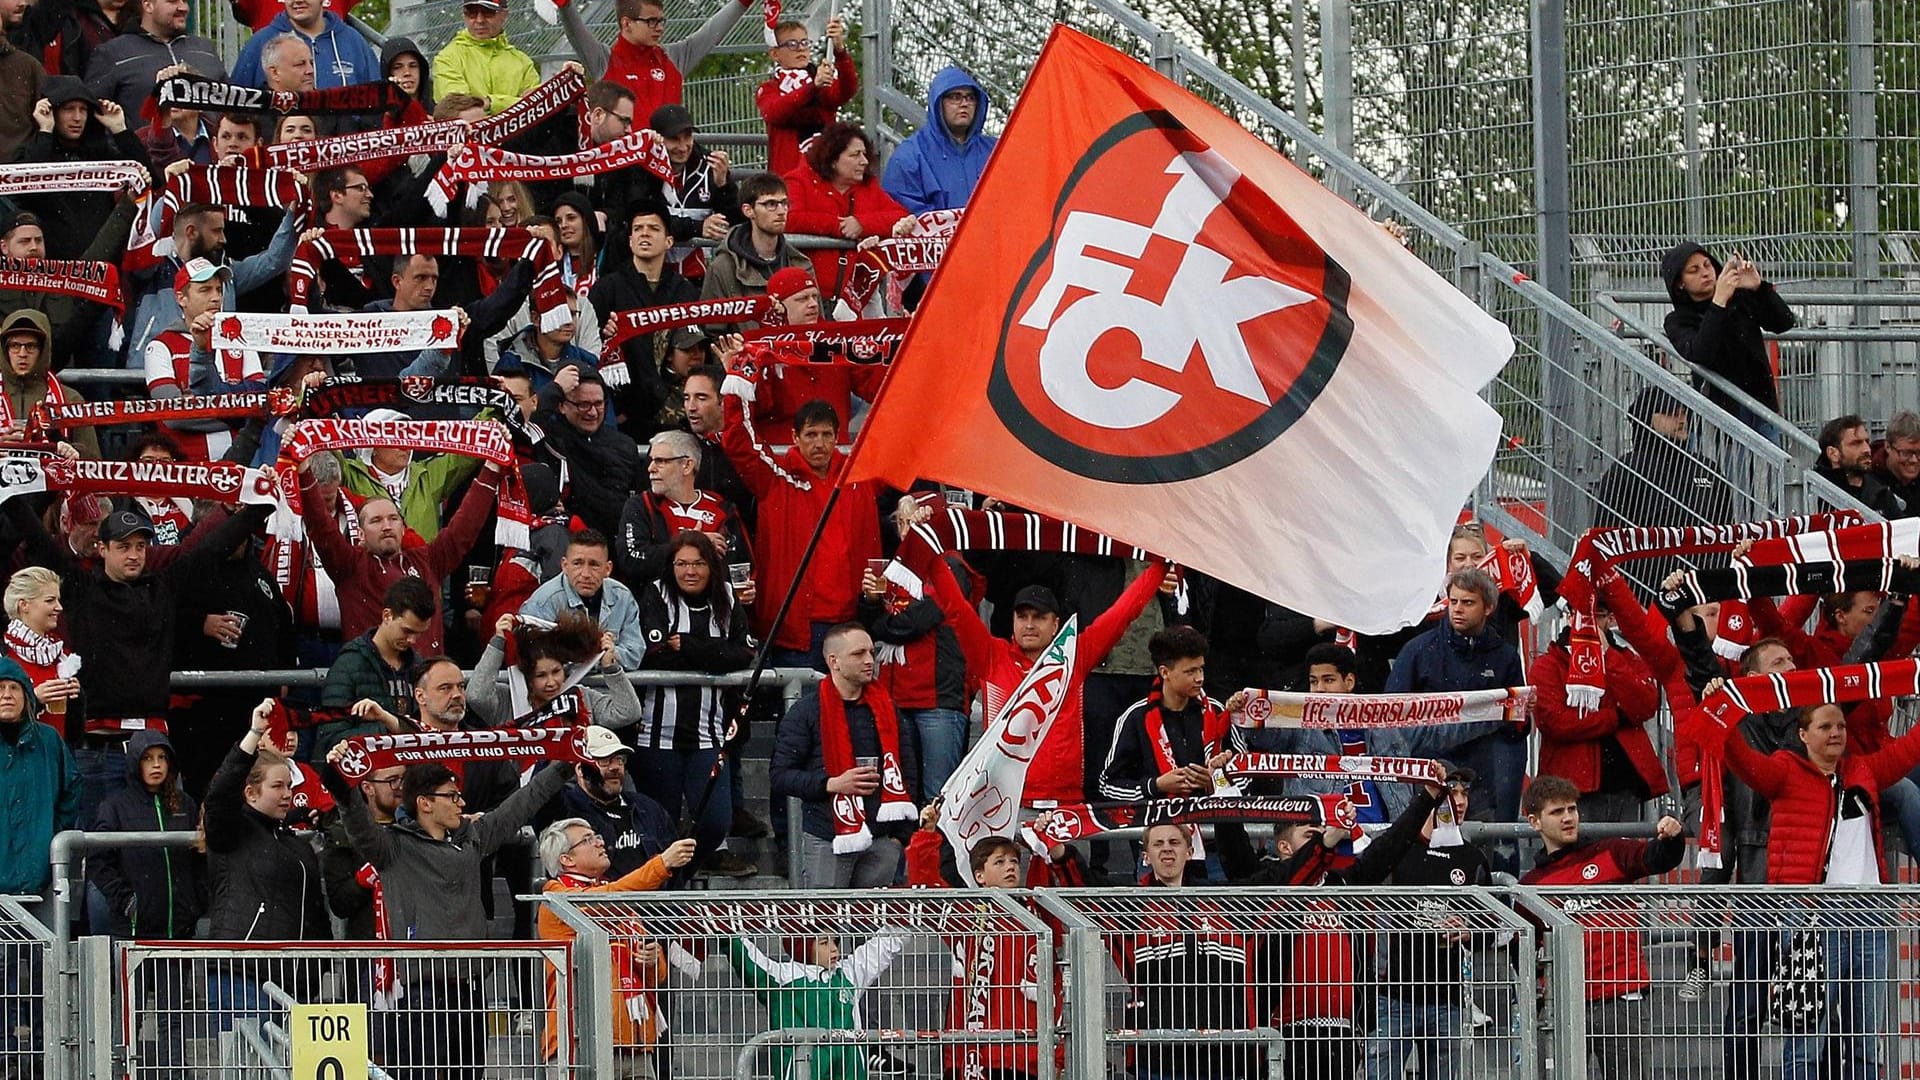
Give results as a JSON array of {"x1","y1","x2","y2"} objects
[
  {"x1": 840, "y1": 209, "x2": 960, "y2": 311},
  {"x1": 898, "y1": 508, "x2": 1155, "y2": 565},
  {"x1": 351, "y1": 863, "x2": 404, "y2": 1009},
  {"x1": 437, "y1": 127, "x2": 671, "y2": 187},
  {"x1": 1023, "y1": 793, "x2": 1348, "y2": 848},
  {"x1": 3, "y1": 619, "x2": 69, "y2": 670},
  {"x1": 1559, "y1": 515, "x2": 1860, "y2": 711},
  {"x1": 30, "y1": 392, "x2": 272, "y2": 436},
  {"x1": 740, "y1": 317, "x2": 910, "y2": 364},
  {"x1": 0, "y1": 452, "x2": 280, "y2": 508},
  {"x1": 280, "y1": 417, "x2": 530, "y2": 548},
  {"x1": 1430, "y1": 544, "x2": 1542, "y2": 619},
  {"x1": 597, "y1": 294, "x2": 774, "y2": 387},
  {"x1": 1143, "y1": 683, "x2": 1232, "y2": 778},
  {"x1": 0, "y1": 258, "x2": 123, "y2": 311},
  {"x1": 300, "y1": 375, "x2": 544, "y2": 447},
  {"x1": 0, "y1": 373, "x2": 70, "y2": 433},
  {"x1": 328, "y1": 725, "x2": 595, "y2": 783},
  {"x1": 1732, "y1": 517, "x2": 1920, "y2": 568},
  {"x1": 157, "y1": 74, "x2": 414, "y2": 116},
  {"x1": 1681, "y1": 659, "x2": 1920, "y2": 867},
  {"x1": 287, "y1": 227, "x2": 569, "y2": 333},
  {"x1": 1233, "y1": 686, "x2": 1533, "y2": 729},
  {"x1": 211, "y1": 310, "x2": 460, "y2": 354},
  {"x1": 147, "y1": 166, "x2": 311, "y2": 258},
  {"x1": 0, "y1": 161, "x2": 147, "y2": 198},
  {"x1": 817, "y1": 681, "x2": 916, "y2": 854},
  {"x1": 1220, "y1": 752, "x2": 1447, "y2": 786}
]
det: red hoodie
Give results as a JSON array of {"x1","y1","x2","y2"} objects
[
  {"x1": 603, "y1": 38, "x2": 683, "y2": 122},
  {"x1": 755, "y1": 50, "x2": 857, "y2": 178},
  {"x1": 1520, "y1": 834, "x2": 1686, "y2": 1000},
  {"x1": 917, "y1": 550, "x2": 1165, "y2": 804},
  {"x1": 717, "y1": 391, "x2": 882, "y2": 651}
]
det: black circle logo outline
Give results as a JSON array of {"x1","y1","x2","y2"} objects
[{"x1": 986, "y1": 110, "x2": 1353, "y2": 485}]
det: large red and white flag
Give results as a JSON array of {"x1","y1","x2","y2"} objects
[{"x1": 842, "y1": 28, "x2": 1513, "y2": 633}]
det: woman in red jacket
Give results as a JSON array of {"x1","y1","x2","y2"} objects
[
  {"x1": 782, "y1": 121, "x2": 914, "y2": 303},
  {"x1": 1711, "y1": 700, "x2": 1920, "y2": 1080}
]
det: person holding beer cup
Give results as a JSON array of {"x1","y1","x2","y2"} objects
[{"x1": 3, "y1": 566, "x2": 82, "y2": 732}]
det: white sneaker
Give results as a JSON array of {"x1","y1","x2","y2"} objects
[
  {"x1": 1470, "y1": 1003, "x2": 1493, "y2": 1029},
  {"x1": 1678, "y1": 963, "x2": 1710, "y2": 1002},
  {"x1": 513, "y1": 1010, "x2": 536, "y2": 1036}
]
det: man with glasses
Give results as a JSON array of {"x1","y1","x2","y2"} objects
[
  {"x1": 558, "y1": 0, "x2": 750, "y2": 121},
  {"x1": 431, "y1": 0, "x2": 539, "y2": 115},
  {"x1": 536, "y1": 367, "x2": 644, "y2": 538},
  {"x1": 615, "y1": 429, "x2": 749, "y2": 587},
  {"x1": 699, "y1": 172, "x2": 812, "y2": 303},
  {"x1": 755, "y1": 14, "x2": 855, "y2": 177},
  {"x1": 323, "y1": 742, "x2": 573, "y2": 1076},
  {"x1": 1874, "y1": 410, "x2": 1920, "y2": 518}
]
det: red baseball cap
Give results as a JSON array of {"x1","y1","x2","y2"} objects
[{"x1": 766, "y1": 266, "x2": 816, "y2": 301}]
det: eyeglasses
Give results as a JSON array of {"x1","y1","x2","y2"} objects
[
  {"x1": 1892, "y1": 446, "x2": 1920, "y2": 460},
  {"x1": 564, "y1": 397, "x2": 606, "y2": 413},
  {"x1": 628, "y1": 15, "x2": 665, "y2": 26},
  {"x1": 364, "y1": 776, "x2": 405, "y2": 789},
  {"x1": 777, "y1": 37, "x2": 812, "y2": 50},
  {"x1": 567, "y1": 832, "x2": 606, "y2": 853},
  {"x1": 647, "y1": 455, "x2": 689, "y2": 466},
  {"x1": 342, "y1": 182, "x2": 371, "y2": 193},
  {"x1": 671, "y1": 559, "x2": 707, "y2": 570},
  {"x1": 422, "y1": 789, "x2": 466, "y2": 804},
  {"x1": 753, "y1": 198, "x2": 791, "y2": 210}
]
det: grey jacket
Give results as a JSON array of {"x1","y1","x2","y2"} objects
[
  {"x1": 332, "y1": 760, "x2": 570, "y2": 941},
  {"x1": 465, "y1": 635, "x2": 644, "y2": 729}
]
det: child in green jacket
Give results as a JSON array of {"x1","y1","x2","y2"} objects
[{"x1": 725, "y1": 931, "x2": 908, "y2": 1080}]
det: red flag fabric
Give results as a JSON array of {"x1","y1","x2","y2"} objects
[{"x1": 841, "y1": 28, "x2": 1513, "y2": 634}]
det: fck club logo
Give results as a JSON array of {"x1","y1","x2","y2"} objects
[{"x1": 988, "y1": 111, "x2": 1353, "y2": 484}]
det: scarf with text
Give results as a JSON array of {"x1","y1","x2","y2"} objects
[
  {"x1": 1680, "y1": 660, "x2": 1920, "y2": 867},
  {"x1": 1430, "y1": 544, "x2": 1543, "y2": 619},
  {"x1": 0, "y1": 258, "x2": 123, "y2": 312},
  {"x1": 211, "y1": 310, "x2": 460, "y2": 354},
  {"x1": 29, "y1": 391, "x2": 272, "y2": 437},
  {"x1": 1559, "y1": 515, "x2": 1862, "y2": 711},
  {"x1": 329, "y1": 725, "x2": 595, "y2": 784},
  {"x1": 287, "y1": 227, "x2": 569, "y2": 333},
  {"x1": 351, "y1": 863, "x2": 404, "y2": 1010},
  {"x1": 300, "y1": 375, "x2": 544, "y2": 446},
  {"x1": 1220, "y1": 753, "x2": 1448, "y2": 787},
  {"x1": 0, "y1": 453, "x2": 281, "y2": 507},
  {"x1": 157, "y1": 74, "x2": 415, "y2": 117},
  {"x1": 512, "y1": 687, "x2": 591, "y2": 729},
  {"x1": 1144, "y1": 682, "x2": 1232, "y2": 778},
  {"x1": 1233, "y1": 686, "x2": 1534, "y2": 729},
  {"x1": 1023, "y1": 793, "x2": 1350, "y2": 848},
  {"x1": 280, "y1": 418, "x2": 529, "y2": 547},
  {"x1": 0, "y1": 161, "x2": 147, "y2": 199},
  {"x1": 897, "y1": 507, "x2": 1155, "y2": 566},
  {"x1": 597, "y1": 294, "x2": 774, "y2": 387},
  {"x1": 818, "y1": 680, "x2": 915, "y2": 854},
  {"x1": 739, "y1": 317, "x2": 911, "y2": 364},
  {"x1": 840, "y1": 209, "x2": 961, "y2": 311},
  {"x1": 438, "y1": 127, "x2": 671, "y2": 188}
]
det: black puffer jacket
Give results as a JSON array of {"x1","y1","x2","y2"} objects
[
  {"x1": 535, "y1": 386, "x2": 646, "y2": 540},
  {"x1": 202, "y1": 744, "x2": 330, "y2": 941},
  {"x1": 86, "y1": 730, "x2": 205, "y2": 938},
  {"x1": 1660, "y1": 240, "x2": 1797, "y2": 415}
]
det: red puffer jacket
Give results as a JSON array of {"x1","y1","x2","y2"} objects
[
  {"x1": 1532, "y1": 640, "x2": 1667, "y2": 798},
  {"x1": 1721, "y1": 726, "x2": 1920, "y2": 884}
]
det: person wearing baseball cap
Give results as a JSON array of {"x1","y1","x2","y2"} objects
[
  {"x1": 433, "y1": 0, "x2": 540, "y2": 116},
  {"x1": 647, "y1": 102, "x2": 740, "y2": 247},
  {"x1": 142, "y1": 257, "x2": 260, "y2": 460},
  {"x1": 730, "y1": 265, "x2": 884, "y2": 442},
  {"x1": 0, "y1": 306, "x2": 98, "y2": 458}
]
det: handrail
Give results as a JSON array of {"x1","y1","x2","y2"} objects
[
  {"x1": 1603, "y1": 290, "x2": 1920, "y2": 308},
  {"x1": 732, "y1": 1027, "x2": 1041, "y2": 1080},
  {"x1": 160, "y1": 665, "x2": 825, "y2": 691}
]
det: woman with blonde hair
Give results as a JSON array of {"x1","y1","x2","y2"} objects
[{"x1": 2, "y1": 565, "x2": 81, "y2": 732}]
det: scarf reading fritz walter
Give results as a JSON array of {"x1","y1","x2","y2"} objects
[
  {"x1": 280, "y1": 418, "x2": 532, "y2": 547},
  {"x1": 1679, "y1": 659, "x2": 1920, "y2": 868},
  {"x1": 1556, "y1": 514, "x2": 1861, "y2": 712},
  {"x1": 0, "y1": 453, "x2": 281, "y2": 507},
  {"x1": 287, "y1": 228, "x2": 569, "y2": 333},
  {"x1": 816, "y1": 681, "x2": 916, "y2": 854},
  {"x1": 156, "y1": 73, "x2": 413, "y2": 116}
]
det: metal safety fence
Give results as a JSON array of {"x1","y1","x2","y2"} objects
[
  {"x1": 1, "y1": 897, "x2": 58, "y2": 1080},
  {"x1": 97, "y1": 940, "x2": 576, "y2": 1079}
]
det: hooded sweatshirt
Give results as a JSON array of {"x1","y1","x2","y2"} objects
[
  {"x1": 697, "y1": 220, "x2": 812, "y2": 302},
  {"x1": 83, "y1": 25, "x2": 228, "y2": 119},
  {"x1": 231, "y1": 9, "x2": 380, "y2": 91},
  {"x1": 0, "y1": 308, "x2": 101, "y2": 458},
  {"x1": 86, "y1": 729, "x2": 205, "y2": 937},
  {"x1": 379, "y1": 36, "x2": 434, "y2": 112},
  {"x1": 12, "y1": 75, "x2": 152, "y2": 260},
  {"x1": 1659, "y1": 240, "x2": 1797, "y2": 416},
  {"x1": 0, "y1": 652, "x2": 79, "y2": 895},
  {"x1": 882, "y1": 67, "x2": 996, "y2": 214}
]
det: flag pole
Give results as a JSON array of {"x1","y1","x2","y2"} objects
[{"x1": 680, "y1": 482, "x2": 845, "y2": 876}]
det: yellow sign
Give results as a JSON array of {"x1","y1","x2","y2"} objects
[{"x1": 289, "y1": 1002, "x2": 368, "y2": 1079}]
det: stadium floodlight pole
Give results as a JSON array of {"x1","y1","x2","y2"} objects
[{"x1": 679, "y1": 483, "x2": 845, "y2": 877}]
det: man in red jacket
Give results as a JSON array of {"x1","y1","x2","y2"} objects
[
  {"x1": 756, "y1": 15, "x2": 856, "y2": 177},
  {"x1": 298, "y1": 456, "x2": 503, "y2": 658},
  {"x1": 716, "y1": 359, "x2": 882, "y2": 669},
  {"x1": 911, "y1": 537, "x2": 1167, "y2": 806},
  {"x1": 1519, "y1": 775, "x2": 1684, "y2": 1080},
  {"x1": 559, "y1": 0, "x2": 750, "y2": 121},
  {"x1": 1532, "y1": 597, "x2": 1668, "y2": 823}
]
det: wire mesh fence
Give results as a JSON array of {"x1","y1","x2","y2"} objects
[
  {"x1": 1037, "y1": 886, "x2": 1539, "y2": 1080},
  {"x1": 115, "y1": 941, "x2": 575, "y2": 1079},
  {"x1": 543, "y1": 890, "x2": 1058, "y2": 1080},
  {"x1": 0, "y1": 898, "x2": 56, "y2": 1080},
  {"x1": 1518, "y1": 886, "x2": 1920, "y2": 1080}
]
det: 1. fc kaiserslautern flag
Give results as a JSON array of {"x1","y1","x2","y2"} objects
[{"x1": 842, "y1": 27, "x2": 1514, "y2": 634}]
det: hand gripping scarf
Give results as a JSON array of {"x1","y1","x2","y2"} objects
[
  {"x1": 0, "y1": 453, "x2": 280, "y2": 508},
  {"x1": 280, "y1": 418, "x2": 532, "y2": 548},
  {"x1": 597, "y1": 295, "x2": 774, "y2": 387},
  {"x1": 1558, "y1": 515, "x2": 1862, "y2": 711},
  {"x1": 211, "y1": 309, "x2": 460, "y2": 354},
  {"x1": 1427, "y1": 543, "x2": 1542, "y2": 619},
  {"x1": 840, "y1": 209, "x2": 961, "y2": 311},
  {"x1": 0, "y1": 257, "x2": 122, "y2": 312},
  {"x1": 1679, "y1": 660, "x2": 1920, "y2": 867},
  {"x1": 287, "y1": 228, "x2": 569, "y2": 333},
  {"x1": 328, "y1": 725, "x2": 596, "y2": 783},
  {"x1": 149, "y1": 166, "x2": 311, "y2": 256},
  {"x1": 157, "y1": 73, "x2": 414, "y2": 116},
  {"x1": 1233, "y1": 686, "x2": 1534, "y2": 729},
  {"x1": 817, "y1": 681, "x2": 916, "y2": 853},
  {"x1": 300, "y1": 375, "x2": 544, "y2": 446},
  {"x1": 0, "y1": 161, "x2": 148, "y2": 198},
  {"x1": 739, "y1": 317, "x2": 910, "y2": 364},
  {"x1": 1023, "y1": 792, "x2": 1352, "y2": 848},
  {"x1": 437, "y1": 127, "x2": 671, "y2": 187}
]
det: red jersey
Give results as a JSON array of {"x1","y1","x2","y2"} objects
[
  {"x1": 141, "y1": 329, "x2": 264, "y2": 461},
  {"x1": 1520, "y1": 836, "x2": 1685, "y2": 1000}
]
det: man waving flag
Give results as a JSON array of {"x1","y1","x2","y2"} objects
[{"x1": 842, "y1": 27, "x2": 1513, "y2": 634}]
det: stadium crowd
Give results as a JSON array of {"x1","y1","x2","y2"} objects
[{"x1": 0, "y1": 0, "x2": 1914, "y2": 1077}]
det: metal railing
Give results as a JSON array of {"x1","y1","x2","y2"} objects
[{"x1": 0, "y1": 896, "x2": 58, "y2": 1080}]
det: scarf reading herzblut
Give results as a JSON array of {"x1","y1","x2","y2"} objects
[
  {"x1": 0, "y1": 258, "x2": 123, "y2": 311},
  {"x1": 287, "y1": 228, "x2": 569, "y2": 333},
  {"x1": 1557, "y1": 515, "x2": 1860, "y2": 711},
  {"x1": 816, "y1": 681, "x2": 915, "y2": 854},
  {"x1": 328, "y1": 725, "x2": 594, "y2": 784},
  {"x1": 1680, "y1": 659, "x2": 1920, "y2": 867},
  {"x1": 279, "y1": 418, "x2": 531, "y2": 547},
  {"x1": 157, "y1": 73, "x2": 412, "y2": 116}
]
